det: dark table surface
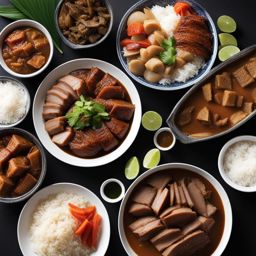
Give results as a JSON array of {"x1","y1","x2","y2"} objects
[{"x1": 0, "y1": 0, "x2": 256, "y2": 255}]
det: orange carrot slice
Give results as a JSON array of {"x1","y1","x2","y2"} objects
[
  {"x1": 75, "y1": 218, "x2": 90, "y2": 236},
  {"x1": 91, "y1": 214, "x2": 102, "y2": 249},
  {"x1": 82, "y1": 221, "x2": 93, "y2": 246}
]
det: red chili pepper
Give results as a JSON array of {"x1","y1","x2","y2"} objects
[{"x1": 121, "y1": 38, "x2": 151, "y2": 49}]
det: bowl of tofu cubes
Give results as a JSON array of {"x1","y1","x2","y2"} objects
[
  {"x1": 167, "y1": 45, "x2": 256, "y2": 143},
  {"x1": 0, "y1": 128, "x2": 46, "y2": 203}
]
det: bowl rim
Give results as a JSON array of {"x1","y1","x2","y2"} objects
[
  {"x1": 54, "y1": 0, "x2": 114, "y2": 49},
  {"x1": 118, "y1": 162, "x2": 232, "y2": 256},
  {"x1": 0, "y1": 19, "x2": 54, "y2": 78},
  {"x1": 0, "y1": 127, "x2": 47, "y2": 203},
  {"x1": 17, "y1": 182, "x2": 111, "y2": 256},
  {"x1": 116, "y1": 0, "x2": 218, "y2": 91},
  {"x1": 33, "y1": 58, "x2": 142, "y2": 167},
  {"x1": 0, "y1": 76, "x2": 31, "y2": 128},
  {"x1": 218, "y1": 135, "x2": 256, "y2": 192}
]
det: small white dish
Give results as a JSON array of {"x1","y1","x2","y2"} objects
[
  {"x1": 0, "y1": 19, "x2": 53, "y2": 78},
  {"x1": 218, "y1": 135, "x2": 256, "y2": 192},
  {"x1": 100, "y1": 178, "x2": 125, "y2": 203},
  {"x1": 118, "y1": 163, "x2": 232, "y2": 256},
  {"x1": 153, "y1": 127, "x2": 176, "y2": 151},
  {"x1": 33, "y1": 58, "x2": 142, "y2": 167},
  {"x1": 17, "y1": 183, "x2": 111, "y2": 256}
]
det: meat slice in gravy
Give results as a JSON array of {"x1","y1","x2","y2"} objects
[
  {"x1": 45, "y1": 117, "x2": 66, "y2": 136},
  {"x1": 95, "y1": 73, "x2": 118, "y2": 95},
  {"x1": 180, "y1": 179, "x2": 194, "y2": 208},
  {"x1": 70, "y1": 69, "x2": 90, "y2": 83},
  {"x1": 151, "y1": 188, "x2": 169, "y2": 215},
  {"x1": 53, "y1": 82, "x2": 78, "y2": 101},
  {"x1": 109, "y1": 101, "x2": 135, "y2": 121},
  {"x1": 206, "y1": 203, "x2": 217, "y2": 217},
  {"x1": 233, "y1": 66, "x2": 254, "y2": 88},
  {"x1": 129, "y1": 203, "x2": 153, "y2": 217},
  {"x1": 59, "y1": 75, "x2": 85, "y2": 96},
  {"x1": 105, "y1": 117, "x2": 129, "y2": 139},
  {"x1": 160, "y1": 206, "x2": 181, "y2": 219},
  {"x1": 169, "y1": 183, "x2": 175, "y2": 206},
  {"x1": 162, "y1": 230, "x2": 210, "y2": 256},
  {"x1": 129, "y1": 216, "x2": 157, "y2": 231},
  {"x1": 0, "y1": 175, "x2": 14, "y2": 196},
  {"x1": 7, "y1": 135, "x2": 33, "y2": 155},
  {"x1": 86, "y1": 67, "x2": 105, "y2": 95},
  {"x1": 245, "y1": 59, "x2": 256, "y2": 79},
  {"x1": 198, "y1": 216, "x2": 215, "y2": 232},
  {"x1": 14, "y1": 173, "x2": 37, "y2": 196},
  {"x1": 202, "y1": 83, "x2": 212, "y2": 102},
  {"x1": 43, "y1": 103, "x2": 63, "y2": 120},
  {"x1": 177, "y1": 106, "x2": 195, "y2": 126},
  {"x1": 147, "y1": 173, "x2": 172, "y2": 190},
  {"x1": 132, "y1": 185, "x2": 157, "y2": 206},
  {"x1": 27, "y1": 146, "x2": 41, "y2": 175},
  {"x1": 181, "y1": 218, "x2": 202, "y2": 236},
  {"x1": 0, "y1": 148, "x2": 11, "y2": 170},
  {"x1": 6, "y1": 156, "x2": 30, "y2": 178},
  {"x1": 215, "y1": 72, "x2": 232, "y2": 90},
  {"x1": 97, "y1": 85, "x2": 126, "y2": 100},
  {"x1": 52, "y1": 127, "x2": 74, "y2": 147}
]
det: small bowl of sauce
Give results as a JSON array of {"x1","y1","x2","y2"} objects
[
  {"x1": 100, "y1": 178, "x2": 125, "y2": 203},
  {"x1": 154, "y1": 127, "x2": 176, "y2": 151}
]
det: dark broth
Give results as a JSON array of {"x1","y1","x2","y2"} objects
[
  {"x1": 104, "y1": 181, "x2": 122, "y2": 199},
  {"x1": 157, "y1": 131, "x2": 173, "y2": 148},
  {"x1": 124, "y1": 169, "x2": 225, "y2": 256}
]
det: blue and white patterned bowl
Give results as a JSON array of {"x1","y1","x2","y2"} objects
[{"x1": 116, "y1": 0, "x2": 218, "y2": 91}]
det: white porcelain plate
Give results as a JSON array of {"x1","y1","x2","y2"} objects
[
  {"x1": 18, "y1": 183, "x2": 110, "y2": 256},
  {"x1": 33, "y1": 58, "x2": 142, "y2": 167}
]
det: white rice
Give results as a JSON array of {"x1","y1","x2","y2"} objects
[
  {"x1": 160, "y1": 57, "x2": 205, "y2": 84},
  {"x1": 0, "y1": 80, "x2": 28, "y2": 125},
  {"x1": 223, "y1": 141, "x2": 256, "y2": 187},
  {"x1": 30, "y1": 193, "x2": 91, "y2": 256},
  {"x1": 151, "y1": 5, "x2": 180, "y2": 37}
]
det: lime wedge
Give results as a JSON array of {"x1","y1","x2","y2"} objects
[
  {"x1": 142, "y1": 111, "x2": 162, "y2": 131},
  {"x1": 143, "y1": 148, "x2": 161, "y2": 169},
  {"x1": 125, "y1": 156, "x2": 140, "y2": 180},
  {"x1": 217, "y1": 15, "x2": 237, "y2": 33},
  {"x1": 218, "y1": 45, "x2": 240, "y2": 62},
  {"x1": 218, "y1": 33, "x2": 237, "y2": 47}
]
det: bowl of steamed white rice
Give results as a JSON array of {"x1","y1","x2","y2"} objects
[{"x1": 116, "y1": 0, "x2": 218, "y2": 91}]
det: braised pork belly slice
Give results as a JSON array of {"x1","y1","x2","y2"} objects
[
  {"x1": 6, "y1": 135, "x2": 33, "y2": 155},
  {"x1": 181, "y1": 218, "x2": 203, "y2": 236},
  {"x1": 52, "y1": 127, "x2": 74, "y2": 147},
  {"x1": 162, "y1": 230, "x2": 210, "y2": 256},
  {"x1": 59, "y1": 75, "x2": 85, "y2": 96},
  {"x1": 198, "y1": 216, "x2": 215, "y2": 232},
  {"x1": 129, "y1": 203, "x2": 153, "y2": 217},
  {"x1": 43, "y1": 103, "x2": 64, "y2": 120},
  {"x1": 14, "y1": 173, "x2": 37, "y2": 196},
  {"x1": 129, "y1": 216, "x2": 157, "y2": 231},
  {"x1": 6, "y1": 156, "x2": 30, "y2": 178},
  {"x1": 46, "y1": 94, "x2": 70, "y2": 110},
  {"x1": 151, "y1": 188, "x2": 169, "y2": 216},
  {"x1": 86, "y1": 67, "x2": 105, "y2": 95},
  {"x1": 161, "y1": 207, "x2": 197, "y2": 227},
  {"x1": 169, "y1": 183, "x2": 175, "y2": 206},
  {"x1": 132, "y1": 185, "x2": 157, "y2": 206},
  {"x1": 160, "y1": 206, "x2": 181, "y2": 219},
  {"x1": 0, "y1": 175, "x2": 14, "y2": 196},
  {"x1": 206, "y1": 203, "x2": 217, "y2": 217},
  {"x1": 45, "y1": 117, "x2": 66, "y2": 136},
  {"x1": 105, "y1": 118, "x2": 129, "y2": 140},
  {"x1": 70, "y1": 69, "x2": 90, "y2": 83},
  {"x1": 0, "y1": 148, "x2": 11, "y2": 170},
  {"x1": 95, "y1": 73, "x2": 118, "y2": 95},
  {"x1": 97, "y1": 86, "x2": 127, "y2": 100},
  {"x1": 146, "y1": 173, "x2": 172, "y2": 190},
  {"x1": 173, "y1": 182, "x2": 181, "y2": 205},
  {"x1": 47, "y1": 87, "x2": 71, "y2": 103},
  {"x1": 187, "y1": 180, "x2": 207, "y2": 216},
  {"x1": 53, "y1": 82, "x2": 78, "y2": 101},
  {"x1": 178, "y1": 185, "x2": 187, "y2": 206},
  {"x1": 180, "y1": 179, "x2": 194, "y2": 208},
  {"x1": 133, "y1": 219, "x2": 164, "y2": 241}
]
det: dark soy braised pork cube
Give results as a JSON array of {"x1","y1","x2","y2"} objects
[
  {"x1": 6, "y1": 156, "x2": 30, "y2": 178},
  {"x1": 52, "y1": 127, "x2": 74, "y2": 147},
  {"x1": 7, "y1": 135, "x2": 33, "y2": 155},
  {"x1": 109, "y1": 101, "x2": 135, "y2": 121},
  {"x1": 95, "y1": 73, "x2": 118, "y2": 95},
  {"x1": 70, "y1": 69, "x2": 90, "y2": 82},
  {"x1": 97, "y1": 86, "x2": 127, "y2": 100},
  {"x1": 105, "y1": 118, "x2": 129, "y2": 140},
  {"x1": 0, "y1": 148, "x2": 11, "y2": 170},
  {"x1": 45, "y1": 117, "x2": 66, "y2": 136},
  {"x1": 14, "y1": 173, "x2": 37, "y2": 196},
  {"x1": 0, "y1": 175, "x2": 14, "y2": 196},
  {"x1": 59, "y1": 75, "x2": 85, "y2": 96},
  {"x1": 27, "y1": 146, "x2": 41, "y2": 172},
  {"x1": 86, "y1": 67, "x2": 105, "y2": 95}
]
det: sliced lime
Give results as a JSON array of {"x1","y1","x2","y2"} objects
[
  {"x1": 217, "y1": 15, "x2": 237, "y2": 33},
  {"x1": 142, "y1": 111, "x2": 162, "y2": 131},
  {"x1": 143, "y1": 148, "x2": 161, "y2": 169},
  {"x1": 218, "y1": 33, "x2": 237, "y2": 47},
  {"x1": 218, "y1": 45, "x2": 240, "y2": 62},
  {"x1": 125, "y1": 156, "x2": 140, "y2": 180}
]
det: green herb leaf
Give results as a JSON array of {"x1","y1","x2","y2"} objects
[
  {"x1": 162, "y1": 38, "x2": 176, "y2": 50},
  {"x1": 0, "y1": 5, "x2": 26, "y2": 20},
  {"x1": 160, "y1": 37, "x2": 177, "y2": 66},
  {"x1": 66, "y1": 97, "x2": 110, "y2": 130}
]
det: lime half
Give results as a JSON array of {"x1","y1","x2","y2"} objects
[
  {"x1": 218, "y1": 45, "x2": 240, "y2": 62},
  {"x1": 142, "y1": 111, "x2": 162, "y2": 131},
  {"x1": 143, "y1": 148, "x2": 161, "y2": 169},
  {"x1": 218, "y1": 33, "x2": 237, "y2": 47},
  {"x1": 125, "y1": 156, "x2": 140, "y2": 180},
  {"x1": 217, "y1": 15, "x2": 237, "y2": 33}
]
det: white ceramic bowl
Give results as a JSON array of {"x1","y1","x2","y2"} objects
[
  {"x1": 153, "y1": 127, "x2": 176, "y2": 151},
  {"x1": 0, "y1": 19, "x2": 54, "y2": 78},
  {"x1": 18, "y1": 182, "x2": 111, "y2": 256},
  {"x1": 218, "y1": 135, "x2": 256, "y2": 192},
  {"x1": 118, "y1": 163, "x2": 232, "y2": 256},
  {"x1": 33, "y1": 58, "x2": 142, "y2": 167}
]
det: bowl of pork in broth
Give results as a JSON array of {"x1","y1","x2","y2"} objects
[
  {"x1": 118, "y1": 163, "x2": 232, "y2": 256},
  {"x1": 33, "y1": 58, "x2": 141, "y2": 167}
]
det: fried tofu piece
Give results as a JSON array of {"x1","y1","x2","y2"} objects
[
  {"x1": 14, "y1": 173, "x2": 37, "y2": 196},
  {"x1": 196, "y1": 107, "x2": 210, "y2": 124},
  {"x1": 243, "y1": 102, "x2": 254, "y2": 114},
  {"x1": 236, "y1": 95, "x2": 244, "y2": 107},
  {"x1": 0, "y1": 175, "x2": 14, "y2": 196},
  {"x1": 233, "y1": 66, "x2": 254, "y2": 88},
  {"x1": 230, "y1": 111, "x2": 248, "y2": 126},
  {"x1": 245, "y1": 60, "x2": 256, "y2": 79},
  {"x1": 177, "y1": 106, "x2": 195, "y2": 126},
  {"x1": 215, "y1": 72, "x2": 232, "y2": 90},
  {"x1": 6, "y1": 135, "x2": 33, "y2": 155},
  {"x1": 214, "y1": 92, "x2": 223, "y2": 105},
  {"x1": 0, "y1": 148, "x2": 11, "y2": 170},
  {"x1": 202, "y1": 83, "x2": 212, "y2": 102},
  {"x1": 222, "y1": 90, "x2": 237, "y2": 107},
  {"x1": 6, "y1": 157, "x2": 30, "y2": 178},
  {"x1": 27, "y1": 55, "x2": 46, "y2": 69}
]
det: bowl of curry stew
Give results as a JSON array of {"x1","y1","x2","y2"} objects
[{"x1": 0, "y1": 19, "x2": 53, "y2": 78}]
